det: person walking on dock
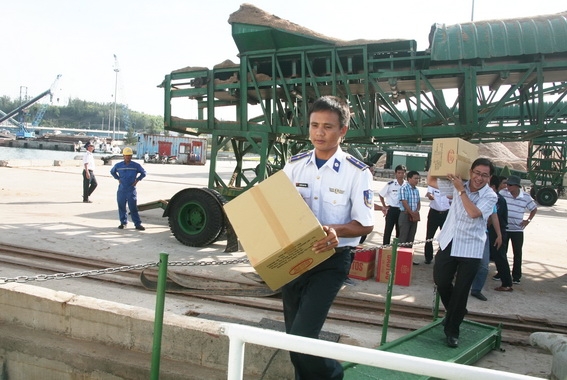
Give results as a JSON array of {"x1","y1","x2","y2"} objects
[
  {"x1": 110, "y1": 147, "x2": 146, "y2": 230},
  {"x1": 428, "y1": 158, "x2": 497, "y2": 348},
  {"x1": 282, "y1": 96, "x2": 374, "y2": 379},
  {"x1": 82, "y1": 142, "x2": 97, "y2": 203}
]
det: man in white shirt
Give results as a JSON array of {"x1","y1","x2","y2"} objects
[
  {"x1": 378, "y1": 165, "x2": 407, "y2": 245},
  {"x1": 428, "y1": 158, "x2": 497, "y2": 348},
  {"x1": 423, "y1": 185, "x2": 451, "y2": 264},
  {"x1": 498, "y1": 175, "x2": 537, "y2": 284},
  {"x1": 82, "y1": 142, "x2": 97, "y2": 203}
]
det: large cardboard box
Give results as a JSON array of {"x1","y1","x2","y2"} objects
[
  {"x1": 375, "y1": 247, "x2": 413, "y2": 286},
  {"x1": 429, "y1": 138, "x2": 478, "y2": 180},
  {"x1": 348, "y1": 247, "x2": 376, "y2": 280},
  {"x1": 223, "y1": 171, "x2": 334, "y2": 291}
]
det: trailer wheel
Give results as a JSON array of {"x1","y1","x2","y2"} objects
[
  {"x1": 536, "y1": 187, "x2": 558, "y2": 207},
  {"x1": 168, "y1": 188, "x2": 225, "y2": 246}
]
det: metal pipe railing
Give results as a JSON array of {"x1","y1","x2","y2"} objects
[{"x1": 220, "y1": 323, "x2": 539, "y2": 380}]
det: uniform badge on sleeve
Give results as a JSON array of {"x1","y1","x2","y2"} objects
[{"x1": 364, "y1": 190, "x2": 373, "y2": 208}]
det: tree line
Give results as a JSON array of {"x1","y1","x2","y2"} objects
[{"x1": 0, "y1": 96, "x2": 164, "y2": 136}]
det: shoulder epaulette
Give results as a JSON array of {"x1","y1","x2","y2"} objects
[
  {"x1": 387, "y1": 180, "x2": 394, "y2": 185},
  {"x1": 290, "y1": 151, "x2": 311, "y2": 163},
  {"x1": 346, "y1": 155, "x2": 369, "y2": 170}
]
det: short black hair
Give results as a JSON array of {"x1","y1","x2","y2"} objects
[
  {"x1": 407, "y1": 170, "x2": 420, "y2": 179},
  {"x1": 471, "y1": 157, "x2": 495, "y2": 176},
  {"x1": 395, "y1": 164, "x2": 407, "y2": 172},
  {"x1": 490, "y1": 175, "x2": 501, "y2": 188},
  {"x1": 308, "y1": 96, "x2": 350, "y2": 128}
]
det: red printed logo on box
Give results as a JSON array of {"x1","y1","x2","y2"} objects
[
  {"x1": 447, "y1": 149, "x2": 455, "y2": 164},
  {"x1": 289, "y1": 258, "x2": 314, "y2": 275}
]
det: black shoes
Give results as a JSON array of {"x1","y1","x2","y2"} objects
[
  {"x1": 83, "y1": 200, "x2": 92, "y2": 203},
  {"x1": 424, "y1": 259, "x2": 432, "y2": 264},
  {"x1": 513, "y1": 279, "x2": 521, "y2": 284},
  {"x1": 118, "y1": 224, "x2": 144, "y2": 230},
  {"x1": 471, "y1": 291, "x2": 488, "y2": 301},
  {"x1": 446, "y1": 336, "x2": 459, "y2": 348}
]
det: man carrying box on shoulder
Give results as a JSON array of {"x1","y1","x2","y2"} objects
[
  {"x1": 282, "y1": 96, "x2": 374, "y2": 379},
  {"x1": 428, "y1": 158, "x2": 497, "y2": 349}
]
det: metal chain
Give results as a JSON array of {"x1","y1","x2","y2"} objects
[
  {"x1": 0, "y1": 262, "x2": 159, "y2": 285},
  {"x1": 168, "y1": 258, "x2": 250, "y2": 267},
  {"x1": 0, "y1": 240, "x2": 436, "y2": 285}
]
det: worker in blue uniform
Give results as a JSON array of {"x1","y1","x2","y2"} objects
[
  {"x1": 110, "y1": 147, "x2": 147, "y2": 230},
  {"x1": 282, "y1": 96, "x2": 375, "y2": 379}
]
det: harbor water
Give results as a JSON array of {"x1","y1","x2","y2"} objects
[{"x1": 0, "y1": 146, "x2": 102, "y2": 161}]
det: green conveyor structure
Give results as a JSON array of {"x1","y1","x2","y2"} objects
[{"x1": 343, "y1": 240, "x2": 501, "y2": 379}]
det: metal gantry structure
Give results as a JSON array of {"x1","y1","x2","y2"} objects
[{"x1": 160, "y1": 5, "x2": 567, "y2": 247}]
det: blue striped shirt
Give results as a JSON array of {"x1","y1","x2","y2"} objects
[
  {"x1": 398, "y1": 183, "x2": 420, "y2": 212},
  {"x1": 438, "y1": 182, "x2": 497, "y2": 258}
]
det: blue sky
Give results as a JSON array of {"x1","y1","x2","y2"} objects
[{"x1": 2, "y1": 0, "x2": 564, "y2": 117}]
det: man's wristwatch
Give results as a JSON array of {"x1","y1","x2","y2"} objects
[
  {"x1": 458, "y1": 190, "x2": 466, "y2": 196},
  {"x1": 527, "y1": 218, "x2": 532, "y2": 222}
]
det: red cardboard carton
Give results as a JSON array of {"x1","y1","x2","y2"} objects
[
  {"x1": 376, "y1": 247, "x2": 413, "y2": 286},
  {"x1": 348, "y1": 247, "x2": 376, "y2": 280}
]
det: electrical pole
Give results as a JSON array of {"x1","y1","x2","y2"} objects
[{"x1": 112, "y1": 54, "x2": 119, "y2": 141}]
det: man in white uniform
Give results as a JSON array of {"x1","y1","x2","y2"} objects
[{"x1": 282, "y1": 96, "x2": 374, "y2": 379}]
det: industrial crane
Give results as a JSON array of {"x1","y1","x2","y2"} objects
[{"x1": 0, "y1": 74, "x2": 62, "y2": 139}]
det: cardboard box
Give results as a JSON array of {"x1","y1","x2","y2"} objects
[
  {"x1": 429, "y1": 138, "x2": 478, "y2": 180},
  {"x1": 223, "y1": 171, "x2": 334, "y2": 291},
  {"x1": 375, "y1": 247, "x2": 413, "y2": 286},
  {"x1": 348, "y1": 247, "x2": 376, "y2": 280}
]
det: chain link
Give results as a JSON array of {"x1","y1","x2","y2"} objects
[
  {"x1": 0, "y1": 262, "x2": 159, "y2": 285},
  {"x1": 0, "y1": 240, "x2": 436, "y2": 285}
]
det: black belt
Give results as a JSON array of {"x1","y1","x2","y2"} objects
[
  {"x1": 431, "y1": 209, "x2": 448, "y2": 214},
  {"x1": 336, "y1": 246, "x2": 354, "y2": 254}
]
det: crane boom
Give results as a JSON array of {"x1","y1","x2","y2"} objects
[{"x1": 0, "y1": 74, "x2": 62, "y2": 124}]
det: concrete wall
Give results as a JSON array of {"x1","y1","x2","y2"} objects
[{"x1": 0, "y1": 283, "x2": 293, "y2": 379}]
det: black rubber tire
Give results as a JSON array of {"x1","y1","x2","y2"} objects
[
  {"x1": 201, "y1": 188, "x2": 228, "y2": 241},
  {"x1": 536, "y1": 187, "x2": 558, "y2": 207},
  {"x1": 168, "y1": 188, "x2": 225, "y2": 246}
]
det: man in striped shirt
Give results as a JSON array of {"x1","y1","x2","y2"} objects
[
  {"x1": 428, "y1": 158, "x2": 497, "y2": 348},
  {"x1": 498, "y1": 175, "x2": 537, "y2": 284}
]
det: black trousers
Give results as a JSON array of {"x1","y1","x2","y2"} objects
[
  {"x1": 489, "y1": 228, "x2": 512, "y2": 287},
  {"x1": 424, "y1": 209, "x2": 448, "y2": 261},
  {"x1": 505, "y1": 231, "x2": 524, "y2": 282},
  {"x1": 382, "y1": 207, "x2": 401, "y2": 245},
  {"x1": 282, "y1": 248, "x2": 352, "y2": 380},
  {"x1": 433, "y1": 242, "x2": 480, "y2": 338},
  {"x1": 82, "y1": 169, "x2": 98, "y2": 201}
]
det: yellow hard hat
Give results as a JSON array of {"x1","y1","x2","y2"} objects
[{"x1": 122, "y1": 147, "x2": 133, "y2": 156}]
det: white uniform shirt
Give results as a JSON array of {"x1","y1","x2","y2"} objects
[
  {"x1": 83, "y1": 151, "x2": 95, "y2": 171},
  {"x1": 283, "y1": 148, "x2": 374, "y2": 248},
  {"x1": 426, "y1": 185, "x2": 451, "y2": 211},
  {"x1": 378, "y1": 179, "x2": 406, "y2": 207}
]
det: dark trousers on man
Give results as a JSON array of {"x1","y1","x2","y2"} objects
[
  {"x1": 282, "y1": 248, "x2": 352, "y2": 380},
  {"x1": 382, "y1": 206, "x2": 401, "y2": 245},
  {"x1": 489, "y1": 228, "x2": 512, "y2": 287},
  {"x1": 505, "y1": 231, "x2": 524, "y2": 282},
  {"x1": 433, "y1": 242, "x2": 480, "y2": 339},
  {"x1": 424, "y1": 208, "x2": 448, "y2": 262},
  {"x1": 82, "y1": 169, "x2": 97, "y2": 202}
]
